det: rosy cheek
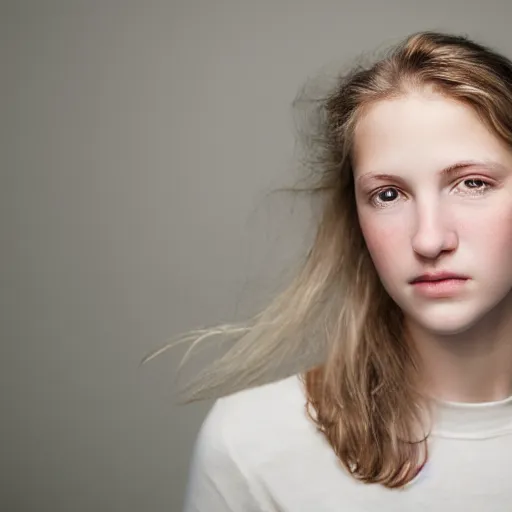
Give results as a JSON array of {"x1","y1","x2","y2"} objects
[
  {"x1": 359, "y1": 220, "x2": 401, "y2": 275},
  {"x1": 457, "y1": 204, "x2": 512, "y2": 253}
]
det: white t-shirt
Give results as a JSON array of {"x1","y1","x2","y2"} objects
[{"x1": 183, "y1": 374, "x2": 512, "y2": 511}]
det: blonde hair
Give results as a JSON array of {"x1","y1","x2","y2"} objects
[{"x1": 144, "y1": 31, "x2": 512, "y2": 488}]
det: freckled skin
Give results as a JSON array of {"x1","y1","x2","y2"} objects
[{"x1": 352, "y1": 90, "x2": 512, "y2": 336}]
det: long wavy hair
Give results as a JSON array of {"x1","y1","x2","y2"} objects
[{"x1": 145, "y1": 31, "x2": 512, "y2": 488}]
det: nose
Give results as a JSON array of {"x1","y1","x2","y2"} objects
[{"x1": 411, "y1": 201, "x2": 458, "y2": 259}]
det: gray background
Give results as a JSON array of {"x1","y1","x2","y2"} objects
[{"x1": 3, "y1": 1, "x2": 512, "y2": 511}]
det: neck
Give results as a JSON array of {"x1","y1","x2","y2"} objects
[{"x1": 406, "y1": 292, "x2": 512, "y2": 403}]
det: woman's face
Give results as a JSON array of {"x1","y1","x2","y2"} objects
[{"x1": 353, "y1": 90, "x2": 512, "y2": 335}]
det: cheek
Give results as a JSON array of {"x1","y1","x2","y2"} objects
[
  {"x1": 359, "y1": 217, "x2": 404, "y2": 280},
  {"x1": 461, "y1": 205, "x2": 512, "y2": 266}
]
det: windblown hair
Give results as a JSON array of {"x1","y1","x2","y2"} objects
[{"x1": 145, "y1": 32, "x2": 512, "y2": 488}]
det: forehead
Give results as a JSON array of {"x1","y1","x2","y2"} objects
[{"x1": 351, "y1": 91, "x2": 512, "y2": 177}]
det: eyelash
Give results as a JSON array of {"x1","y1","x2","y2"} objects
[{"x1": 369, "y1": 177, "x2": 494, "y2": 209}]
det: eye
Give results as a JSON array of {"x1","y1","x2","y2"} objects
[
  {"x1": 455, "y1": 177, "x2": 493, "y2": 195},
  {"x1": 370, "y1": 187, "x2": 402, "y2": 208},
  {"x1": 463, "y1": 178, "x2": 486, "y2": 188}
]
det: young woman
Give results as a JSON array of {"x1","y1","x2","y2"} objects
[{"x1": 172, "y1": 31, "x2": 512, "y2": 510}]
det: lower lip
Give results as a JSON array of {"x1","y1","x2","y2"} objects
[{"x1": 411, "y1": 278, "x2": 469, "y2": 298}]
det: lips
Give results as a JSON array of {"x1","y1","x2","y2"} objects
[{"x1": 409, "y1": 271, "x2": 469, "y2": 284}]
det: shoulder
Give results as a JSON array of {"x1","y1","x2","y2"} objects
[
  {"x1": 211, "y1": 373, "x2": 308, "y2": 424},
  {"x1": 198, "y1": 374, "x2": 312, "y2": 466},
  {"x1": 183, "y1": 375, "x2": 317, "y2": 511}
]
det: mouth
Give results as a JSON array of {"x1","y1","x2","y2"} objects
[
  {"x1": 409, "y1": 272, "x2": 470, "y2": 284},
  {"x1": 409, "y1": 272, "x2": 470, "y2": 298}
]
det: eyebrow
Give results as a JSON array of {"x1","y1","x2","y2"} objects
[{"x1": 356, "y1": 160, "x2": 508, "y2": 184}]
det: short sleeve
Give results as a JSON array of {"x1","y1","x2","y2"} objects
[{"x1": 182, "y1": 400, "x2": 268, "y2": 512}]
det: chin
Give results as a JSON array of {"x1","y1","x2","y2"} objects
[
  {"x1": 411, "y1": 305, "x2": 494, "y2": 336},
  {"x1": 418, "y1": 318, "x2": 478, "y2": 336}
]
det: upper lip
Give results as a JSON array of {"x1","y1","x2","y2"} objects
[{"x1": 409, "y1": 271, "x2": 470, "y2": 284}]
